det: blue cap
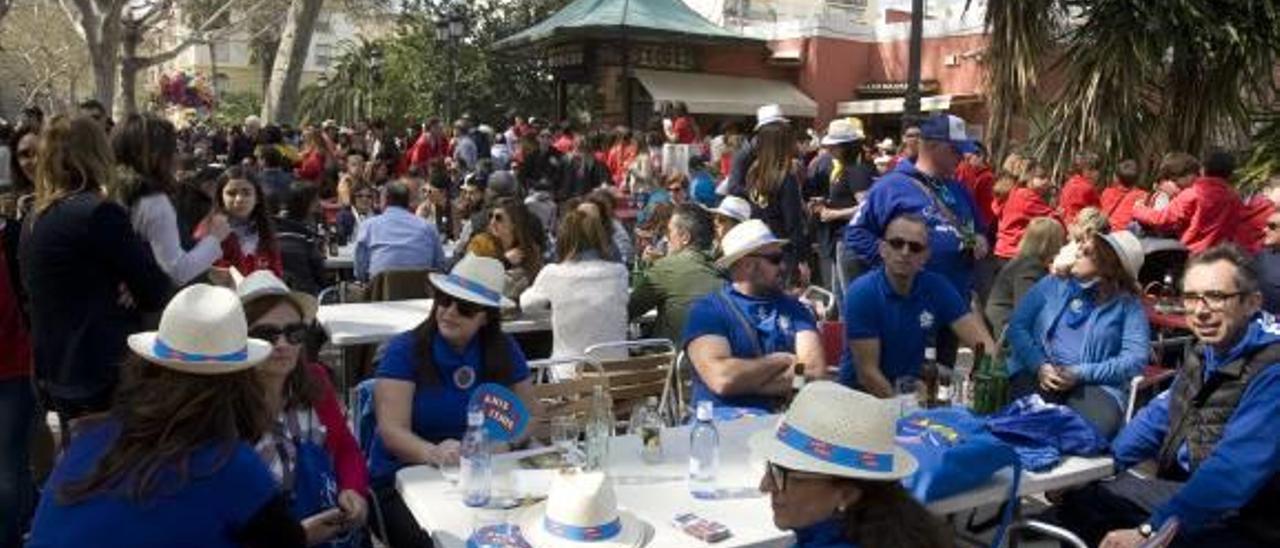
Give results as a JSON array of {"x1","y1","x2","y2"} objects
[{"x1": 918, "y1": 114, "x2": 979, "y2": 155}]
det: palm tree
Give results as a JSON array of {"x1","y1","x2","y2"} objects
[{"x1": 979, "y1": 0, "x2": 1280, "y2": 175}]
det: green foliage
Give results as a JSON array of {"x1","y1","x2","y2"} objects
[
  {"x1": 298, "y1": 0, "x2": 572, "y2": 128},
  {"x1": 1241, "y1": 112, "x2": 1280, "y2": 191},
  {"x1": 214, "y1": 91, "x2": 262, "y2": 126},
  {"x1": 982, "y1": 0, "x2": 1280, "y2": 177}
]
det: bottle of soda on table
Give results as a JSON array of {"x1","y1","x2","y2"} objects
[{"x1": 688, "y1": 401, "x2": 720, "y2": 500}]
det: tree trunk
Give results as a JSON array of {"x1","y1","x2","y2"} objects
[
  {"x1": 66, "y1": 0, "x2": 124, "y2": 117},
  {"x1": 119, "y1": 23, "x2": 142, "y2": 117},
  {"x1": 261, "y1": 0, "x2": 324, "y2": 124}
]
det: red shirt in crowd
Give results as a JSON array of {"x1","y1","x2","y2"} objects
[
  {"x1": 406, "y1": 132, "x2": 450, "y2": 173},
  {"x1": 304, "y1": 363, "x2": 370, "y2": 494},
  {"x1": 1235, "y1": 194, "x2": 1274, "y2": 254},
  {"x1": 672, "y1": 116, "x2": 698, "y2": 145},
  {"x1": 1059, "y1": 174, "x2": 1101, "y2": 226},
  {"x1": 295, "y1": 150, "x2": 327, "y2": 183},
  {"x1": 1131, "y1": 176, "x2": 1242, "y2": 253},
  {"x1": 995, "y1": 187, "x2": 1060, "y2": 259},
  {"x1": 0, "y1": 231, "x2": 31, "y2": 381},
  {"x1": 1098, "y1": 183, "x2": 1149, "y2": 233},
  {"x1": 956, "y1": 163, "x2": 997, "y2": 230}
]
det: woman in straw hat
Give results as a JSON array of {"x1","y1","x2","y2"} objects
[
  {"x1": 28, "y1": 284, "x2": 330, "y2": 547},
  {"x1": 750, "y1": 381, "x2": 950, "y2": 548},
  {"x1": 369, "y1": 254, "x2": 539, "y2": 547},
  {"x1": 239, "y1": 271, "x2": 369, "y2": 547}
]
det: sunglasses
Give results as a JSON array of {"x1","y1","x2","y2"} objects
[
  {"x1": 248, "y1": 323, "x2": 308, "y2": 345},
  {"x1": 765, "y1": 461, "x2": 828, "y2": 492},
  {"x1": 490, "y1": 212, "x2": 507, "y2": 223},
  {"x1": 668, "y1": 186, "x2": 685, "y2": 193},
  {"x1": 17, "y1": 149, "x2": 36, "y2": 159},
  {"x1": 749, "y1": 252, "x2": 785, "y2": 265},
  {"x1": 885, "y1": 237, "x2": 927, "y2": 254},
  {"x1": 1267, "y1": 222, "x2": 1280, "y2": 231},
  {"x1": 436, "y1": 292, "x2": 487, "y2": 318}
]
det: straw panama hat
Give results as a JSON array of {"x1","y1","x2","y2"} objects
[
  {"x1": 236, "y1": 270, "x2": 318, "y2": 321},
  {"x1": 821, "y1": 118, "x2": 865, "y2": 146},
  {"x1": 716, "y1": 219, "x2": 788, "y2": 269},
  {"x1": 127, "y1": 284, "x2": 271, "y2": 374},
  {"x1": 755, "y1": 104, "x2": 790, "y2": 130},
  {"x1": 750, "y1": 381, "x2": 918, "y2": 481},
  {"x1": 428, "y1": 254, "x2": 510, "y2": 309},
  {"x1": 706, "y1": 195, "x2": 752, "y2": 223},
  {"x1": 514, "y1": 470, "x2": 651, "y2": 548},
  {"x1": 1100, "y1": 230, "x2": 1145, "y2": 281}
]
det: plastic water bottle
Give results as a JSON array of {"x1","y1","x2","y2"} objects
[
  {"x1": 952, "y1": 347, "x2": 975, "y2": 408},
  {"x1": 688, "y1": 401, "x2": 719, "y2": 499},
  {"x1": 584, "y1": 385, "x2": 614, "y2": 471},
  {"x1": 460, "y1": 409, "x2": 491, "y2": 507},
  {"x1": 637, "y1": 396, "x2": 664, "y2": 464}
]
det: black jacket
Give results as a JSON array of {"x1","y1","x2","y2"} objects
[
  {"x1": 276, "y1": 216, "x2": 326, "y2": 295},
  {"x1": 19, "y1": 193, "x2": 172, "y2": 412}
]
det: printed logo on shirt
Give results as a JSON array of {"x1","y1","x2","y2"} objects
[
  {"x1": 779, "y1": 315, "x2": 793, "y2": 336},
  {"x1": 1070, "y1": 298, "x2": 1085, "y2": 313},
  {"x1": 454, "y1": 365, "x2": 477, "y2": 390},
  {"x1": 919, "y1": 310, "x2": 935, "y2": 330}
]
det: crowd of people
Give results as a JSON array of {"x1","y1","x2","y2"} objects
[{"x1": 0, "y1": 95, "x2": 1278, "y2": 548}]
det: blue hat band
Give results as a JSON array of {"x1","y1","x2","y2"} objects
[
  {"x1": 153, "y1": 339, "x2": 248, "y2": 363},
  {"x1": 440, "y1": 273, "x2": 501, "y2": 305},
  {"x1": 775, "y1": 422, "x2": 895, "y2": 473},
  {"x1": 543, "y1": 516, "x2": 622, "y2": 542}
]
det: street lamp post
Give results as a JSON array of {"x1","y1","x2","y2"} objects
[
  {"x1": 903, "y1": 0, "x2": 925, "y2": 128},
  {"x1": 435, "y1": 6, "x2": 466, "y2": 123}
]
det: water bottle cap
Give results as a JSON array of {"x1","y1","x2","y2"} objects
[
  {"x1": 924, "y1": 347, "x2": 937, "y2": 360},
  {"x1": 696, "y1": 401, "x2": 713, "y2": 421},
  {"x1": 467, "y1": 410, "x2": 484, "y2": 426}
]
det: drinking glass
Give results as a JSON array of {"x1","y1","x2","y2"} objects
[
  {"x1": 894, "y1": 376, "x2": 922, "y2": 418},
  {"x1": 550, "y1": 416, "x2": 581, "y2": 466}
]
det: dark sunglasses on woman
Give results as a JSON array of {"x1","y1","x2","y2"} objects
[
  {"x1": 248, "y1": 323, "x2": 309, "y2": 345},
  {"x1": 436, "y1": 292, "x2": 486, "y2": 318}
]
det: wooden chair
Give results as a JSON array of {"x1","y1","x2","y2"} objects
[
  {"x1": 526, "y1": 356, "x2": 607, "y2": 442},
  {"x1": 583, "y1": 339, "x2": 678, "y2": 427}
]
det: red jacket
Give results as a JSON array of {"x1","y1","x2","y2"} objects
[
  {"x1": 206, "y1": 230, "x2": 284, "y2": 278},
  {"x1": 1235, "y1": 194, "x2": 1274, "y2": 254},
  {"x1": 957, "y1": 163, "x2": 997, "y2": 230},
  {"x1": 1059, "y1": 174, "x2": 1101, "y2": 226},
  {"x1": 1131, "y1": 176, "x2": 1242, "y2": 253},
  {"x1": 406, "y1": 133, "x2": 450, "y2": 172},
  {"x1": 1099, "y1": 184, "x2": 1149, "y2": 233},
  {"x1": 996, "y1": 187, "x2": 1060, "y2": 259},
  {"x1": 306, "y1": 363, "x2": 370, "y2": 494},
  {"x1": 672, "y1": 116, "x2": 698, "y2": 144},
  {"x1": 295, "y1": 150, "x2": 327, "y2": 182}
]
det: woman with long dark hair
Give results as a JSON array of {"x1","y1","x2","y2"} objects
[
  {"x1": 113, "y1": 114, "x2": 229, "y2": 285},
  {"x1": 27, "y1": 284, "x2": 314, "y2": 547},
  {"x1": 20, "y1": 115, "x2": 171, "y2": 419},
  {"x1": 6, "y1": 123, "x2": 39, "y2": 219},
  {"x1": 743, "y1": 122, "x2": 809, "y2": 278},
  {"x1": 1007, "y1": 231, "x2": 1150, "y2": 438},
  {"x1": 240, "y1": 272, "x2": 368, "y2": 546},
  {"x1": 465, "y1": 197, "x2": 544, "y2": 300},
  {"x1": 751, "y1": 381, "x2": 951, "y2": 548},
  {"x1": 201, "y1": 166, "x2": 283, "y2": 278},
  {"x1": 369, "y1": 255, "x2": 538, "y2": 547}
]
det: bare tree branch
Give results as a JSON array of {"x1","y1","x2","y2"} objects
[{"x1": 128, "y1": 0, "x2": 273, "y2": 70}]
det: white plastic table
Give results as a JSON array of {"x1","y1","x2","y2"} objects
[
  {"x1": 315, "y1": 299, "x2": 553, "y2": 347},
  {"x1": 395, "y1": 415, "x2": 1116, "y2": 548}
]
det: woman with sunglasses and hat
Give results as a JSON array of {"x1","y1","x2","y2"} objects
[
  {"x1": 1006, "y1": 231, "x2": 1150, "y2": 438},
  {"x1": 238, "y1": 271, "x2": 369, "y2": 547},
  {"x1": 369, "y1": 254, "x2": 538, "y2": 547},
  {"x1": 750, "y1": 381, "x2": 950, "y2": 547},
  {"x1": 28, "y1": 284, "x2": 323, "y2": 547}
]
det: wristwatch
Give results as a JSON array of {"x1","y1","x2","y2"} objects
[{"x1": 1138, "y1": 523, "x2": 1155, "y2": 538}]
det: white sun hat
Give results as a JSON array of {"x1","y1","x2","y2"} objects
[
  {"x1": 514, "y1": 470, "x2": 652, "y2": 548},
  {"x1": 820, "y1": 118, "x2": 865, "y2": 146},
  {"x1": 127, "y1": 284, "x2": 271, "y2": 375},
  {"x1": 716, "y1": 219, "x2": 788, "y2": 269},
  {"x1": 706, "y1": 195, "x2": 752, "y2": 223},
  {"x1": 750, "y1": 381, "x2": 918, "y2": 481},
  {"x1": 236, "y1": 270, "x2": 318, "y2": 322},
  {"x1": 1100, "y1": 230, "x2": 1145, "y2": 281},
  {"x1": 755, "y1": 104, "x2": 790, "y2": 130},
  {"x1": 428, "y1": 253, "x2": 510, "y2": 309}
]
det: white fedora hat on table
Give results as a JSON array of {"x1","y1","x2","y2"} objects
[
  {"x1": 514, "y1": 470, "x2": 651, "y2": 548},
  {"x1": 820, "y1": 118, "x2": 865, "y2": 146},
  {"x1": 428, "y1": 253, "x2": 513, "y2": 309},
  {"x1": 127, "y1": 284, "x2": 271, "y2": 374},
  {"x1": 750, "y1": 381, "x2": 918, "y2": 481},
  {"x1": 236, "y1": 270, "x2": 318, "y2": 321},
  {"x1": 716, "y1": 219, "x2": 788, "y2": 269},
  {"x1": 706, "y1": 195, "x2": 752, "y2": 223},
  {"x1": 755, "y1": 104, "x2": 790, "y2": 130}
]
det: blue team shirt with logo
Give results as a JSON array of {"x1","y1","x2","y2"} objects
[
  {"x1": 367, "y1": 330, "x2": 530, "y2": 484},
  {"x1": 682, "y1": 284, "x2": 817, "y2": 415},
  {"x1": 840, "y1": 267, "x2": 969, "y2": 387}
]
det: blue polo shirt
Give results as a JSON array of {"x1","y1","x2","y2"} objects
[
  {"x1": 839, "y1": 268, "x2": 968, "y2": 387},
  {"x1": 29, "y1": 420, "x2": 278, "y2": 548},
  {"x1": 367, "y1": 329, "x2": 530, "y2": 484},
  {"x1": 682, "y1": 284, "x2": 817, "y2": 415}
]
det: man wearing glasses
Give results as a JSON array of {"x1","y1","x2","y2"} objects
[
  {"x1": 683, "y1": 220, "x2": 827, "y2": 420},
  {"x1": 1053, "y1": 245, "x2": 1280, "y2": 547},
  {"x1": 840, "y1": 214, "x2": 994, "y2": 398}
]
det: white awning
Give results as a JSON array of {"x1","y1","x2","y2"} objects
[
  {"x1": 633, "y1": 69, "x2": 817, "y2": 118},
  {"x1": 836, "y1": 95, "x2": 953, "y2": 115}
]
